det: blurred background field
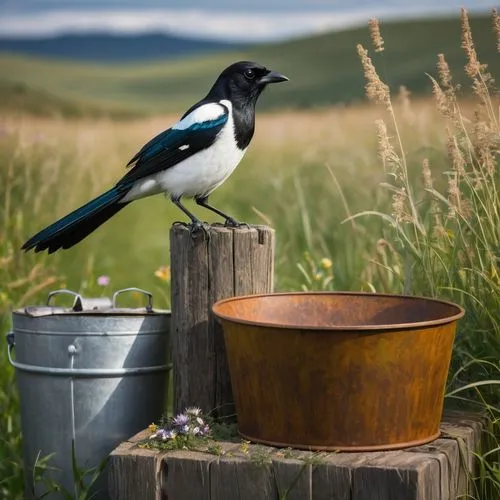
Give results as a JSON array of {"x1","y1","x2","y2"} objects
[{"x1": 0, "y1": 6, "x2": 499, "y2": 499}]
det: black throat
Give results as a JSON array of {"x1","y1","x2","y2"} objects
[
  {"x1": 230, "y1": 100, "x2": 255, "y2": 151},
  {"x1": 206, "y1": 81, "x2": 262, "y2": 150}
]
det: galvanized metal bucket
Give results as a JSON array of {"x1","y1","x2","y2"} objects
[{"x1": 8, "y1": 288, "x2": 171, "y2": 500}]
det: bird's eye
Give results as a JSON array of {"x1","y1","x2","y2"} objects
[{"x1": 244, "y1": 68, "x2": 255, "y2": 80}]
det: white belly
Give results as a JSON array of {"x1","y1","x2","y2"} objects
[
  {"x1": 122, "y1": 100, "x2": 245, "y2": 202},
  {"x1": 156, "y1": 131, "x2": 245, "y2": 198}
]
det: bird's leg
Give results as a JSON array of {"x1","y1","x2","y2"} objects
[
  {"x1": 195, "y1": 196, "x2": 246, "y2": 227},
  {"x1": 171, "y1": 195, "x2": 207, "y2": 234}
]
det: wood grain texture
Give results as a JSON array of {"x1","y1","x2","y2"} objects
[
  {"x1": 109, "y1": 408, "x2": 484, "y2": 500},
  {"x1": 163, "y1": 451, "x2": 216, "y2": 500},
  {"x1": 170, "y1": 224, "x2": 274, "y2": 417},
  {"x1": 211, "y1": 457, "x2": 277, "y2": 500},
  {"x1": 108, "y1": 443, "x2": 163, "y2": 500},
  {"x1": 273, "y1": 456, "x2": 313, "y2": 500}
]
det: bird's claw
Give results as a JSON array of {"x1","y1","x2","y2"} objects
[
  {"x1": 224, "y1": 217, "x2": 249, "y2": 228},
  {"x1": 189, "y1": 221, "x2": 211, "y2": 239}
]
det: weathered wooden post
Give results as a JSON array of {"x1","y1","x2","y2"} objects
[{"x1": 170, "y1": 224, "x2": 274, "y2": 418}]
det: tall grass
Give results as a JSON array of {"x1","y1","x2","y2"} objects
[
  {"x1": 353, "y1": 10, "x2": 500, "y2": 497},
  {"x1": 0, "y1": 10, "x2": 499, "y2": 499}
]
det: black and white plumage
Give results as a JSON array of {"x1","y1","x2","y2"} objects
[{"x1": 22, "y1": 61, "x2": 288, "y2": 253}]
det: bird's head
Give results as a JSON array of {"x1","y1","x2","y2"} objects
[{"x1": 208, "y1": 61, "x2": 288, "y2": 105}]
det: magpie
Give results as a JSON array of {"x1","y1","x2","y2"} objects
[{"x1": 22, "y1": 61, "x2": 288, "y2": 253}]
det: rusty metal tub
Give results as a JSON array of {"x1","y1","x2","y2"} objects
[{"x1": 213, "y1": 292, "x2": 464, "y2": 451}]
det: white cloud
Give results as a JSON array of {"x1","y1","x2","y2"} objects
[{"x1": 0, "y1": 5, "x2": 492, "y2": 41}]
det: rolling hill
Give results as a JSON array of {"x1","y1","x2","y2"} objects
[
  {"x1": 0, "y1": 13, "x2": 497, "y2": 116},
  {"x1": 0, "y1": 33, "x2": 242, "y2": 62}
]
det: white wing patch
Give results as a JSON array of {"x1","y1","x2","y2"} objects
[
  {"x1": 178, "y1": 144, "x2": 190, "y2": 151},
  {"x1": 172, "y1": 102, "x2": 226, "y2": 131}
]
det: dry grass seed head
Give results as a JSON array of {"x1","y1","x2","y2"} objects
[
  {"x1": 392, "y1": 188, "x2": 409, "y2": 224},
  {"x1": 357, "y1": 44, "x2": 391, "y2": 108},
  {"x1": 446, "y1": 174, "x2": 472, "y2": 220},
  {"x1": 437, "y1": 54, "x2": 453, "y2": 90},
  {"x1": 375, "y1": 119, "x2": 400, "y2": 174},
  {"x1": 461, "y1": 8, "x2": 482, "y2": 79},
  {"x1": 472, "y1": 111, "x2": 497, "y2": 176},
  {"x1": 368, "y1": 18, "x2": 384, "y2": 53},
  {"x1": 447, "y1": 174, "x2": 461, "y2": 218},
  {"x1": 461, "y1": 8, "x2": 494, "y2": 94},
  {"x1": 446, "y1": 128, "x2": 466, "y2": 176},
  {"x1": 492, "y1": 8, "x2": 500, "y2": 53},
  {"x1": 430, "y1": 78, "x2": 455, "y2": 119}
]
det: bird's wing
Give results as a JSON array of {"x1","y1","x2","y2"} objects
[{"x1": 120, "y1": 101, "x2": 229, "y2": 185}]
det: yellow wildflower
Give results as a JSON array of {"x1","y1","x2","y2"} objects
[
  {"x1": 320, "y1": 258, "x2": 333, "y2": 270},
  {"x1": 154, "y1": 266, "x2": 171, "y2": 282}
]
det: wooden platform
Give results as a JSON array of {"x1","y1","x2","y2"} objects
[{"x1": 108, "y1": 411, "x2": 484, "y2": 500}]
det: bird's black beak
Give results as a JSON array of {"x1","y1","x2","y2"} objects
[{"x1": 258, "y1": 71, "x2": 289, "y2": 85}]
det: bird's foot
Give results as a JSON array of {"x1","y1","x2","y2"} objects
[
  {"x1": 224, "y1": 217, "x2": 249, "y2": 228},
  {"x1": 173, "y1": 220, "x2": 209, "y2": 230},
  {"x1": 188, "y1": 220, "x2": 211, "y2": 239}
]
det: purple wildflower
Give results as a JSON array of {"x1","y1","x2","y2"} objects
[
  {"x1": 97, "y1": 275, "x2": 110, "y2": 287},
  {"x1": 172, "y1": 413, "x2": 189, "y2": 427},
  {"x1": 180, "y1": 424, "x2": 190, "y2": 434},
  {"x1": 156, "y1": 429, "x2": 168, "y2": 441}
]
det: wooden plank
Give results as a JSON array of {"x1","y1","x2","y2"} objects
[
  {"x1": 170, "y1": 224, "x2": 274, "y2": 418},
  {"x1": 311, "y1": 452, "x2": 377, "y2": 500},
  {"x1": 250, "y1": 225, "x2": 275, "y2": 293},
  {"x1": 351, "y1": 451, "x2": 434, "y2": 500},
  {"x1": 211, "y1": 457, "x2": 277, "y2": 500},
  {"x1": 404, "y1": 438, "x2": 460, "y2": 499},
  {"x1": 440, "y1": 412, "x2": 485, "y2": 496},
  {"x1": 272, "y1": 455, "x2": 313, "y2": 500},
  {"x1": 170, "y1": 224, "x2": 211, "y2": 414},
  {"x1": 208, "y1": 227, "x2": 235, "y2": 419},
  {"x1": 232, "y1": 227, "x2": 258, "y2": 296},
  {"x1": 163, "y1": 443, "x2": 240, "y2": 500},
  {"x1": 108, "y1": 444, "x2": 163, "y2": 500},
  {"x1": 109, "y1": 412, "x2": 485, "y2": 500},
  {"x1": 163, "y1": 450, "x2": 214, "y2": 500}
]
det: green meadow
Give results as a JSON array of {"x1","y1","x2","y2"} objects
[{"x1": 0, "y1": 11, "x2": 499, "y2": 499}]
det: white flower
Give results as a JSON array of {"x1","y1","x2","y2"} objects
[{"x1": 186, "y1": 407, "x2": 202, "y2": 416}]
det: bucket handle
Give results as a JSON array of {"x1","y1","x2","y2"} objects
[
  {"x1": 47, "y1": 289, "x2": 84, "y2": 311},
  {"x1": 112, "y1": 288, "x2": 153, "y2": 312},
  {"x1": 5, "y1": 332, "x2": 171, "y2": 377}
]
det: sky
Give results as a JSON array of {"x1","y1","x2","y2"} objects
[{"x1": 0, "y1": 0, "x2": 494, "y2": 41}]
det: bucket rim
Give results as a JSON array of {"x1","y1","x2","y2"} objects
[
  {"x1": 212, "y1": 291, "x2": 465, "y2": 331},
  {"x1": 11, "y1": 308, "x2": 172, "y2": 318}
]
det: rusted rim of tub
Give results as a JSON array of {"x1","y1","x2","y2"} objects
[
  {"x1": 237, "y1": 429, "x2": 442, "y2": 452},
  {"x1": 212, "y1": 291, "x2": 465, "y2": 331}
]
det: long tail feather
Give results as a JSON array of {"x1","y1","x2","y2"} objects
[{"x1": 22, "y1": 186, "x2": 129, "y2": 253}]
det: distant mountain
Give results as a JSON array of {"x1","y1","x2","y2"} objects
[{"x1": 0, "y1": 33, "x2": 244, "y2": 62}]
